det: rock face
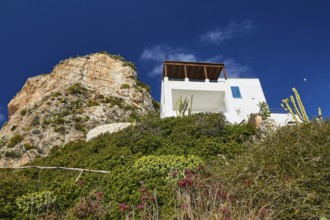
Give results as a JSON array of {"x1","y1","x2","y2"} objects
[
  {"x1": 86, "y1": 123, "x2": 133, "y2": 141},
  {"x1": 0, "y1": 52, "x2": 156, "y2": 167}
]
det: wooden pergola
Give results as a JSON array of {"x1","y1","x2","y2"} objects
[{"x1": 163, "y1": 61, "x2": 227, "y2": 80}]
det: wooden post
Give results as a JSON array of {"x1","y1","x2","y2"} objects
[
  {"x1": 164, "y1": 64, "x2": 168, "y2": 77},
  {"x1": 203, "y1": 66, "x2": 208, "y2": 79},
  {"x1": 223, "y1": 67, "x2": 227, "y2": 80},
  {"x1": 184, "y1": 65, "x2": 188, "y2": 79}
]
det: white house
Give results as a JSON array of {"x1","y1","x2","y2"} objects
[{"x1": 160, "y1": 61, "x2": 292, "y2": 126}]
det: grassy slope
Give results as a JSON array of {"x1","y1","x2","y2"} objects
[
  {"x1": 0, "y1": 113, "x2": 254, "y2": 219},
  {"x1": 0, "y1": 114, "x2": 329, "y2": 219},
  {"x1": 212, "y1": 121, "x2": 330, "y2": 219}
]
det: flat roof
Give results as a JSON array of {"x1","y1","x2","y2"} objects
[{"x1": 163, "y1": 61, "x2": 227, "y2": 80}]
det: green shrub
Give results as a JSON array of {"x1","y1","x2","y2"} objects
[
  {"x1": 69, "y1": 100, "x2": 84, "y2": 111},
  {"x1": 53, "y1": 117, "x2": 66, "y2": 125},
  {"x1": 51, "y1": 91, "x2": 62, "y2": 97},
  {"x1": 152, "y1": 99, "x2": 160, "y2": 111},
  {"x1": 137, "y1": 80, "x2": 150, "y2": 92},
  {"x1": 0, "y1": 138, "x2": 6, "y2": 148},
  {"x1": 20, "y1": 109, "x2": 27, "y2": 116},
  {"x1": 57, "y1": 110, "x2": 71, "y2": 117},
  {"x1": 5, "y1": 151, "x2": 22, "y2": 158},
  {"x1": 123, "y1": 61, "x2": 137, "y2": 71},
  {"x1": 127, "y1": 112, "x2": 140, "y2": 122},
  {"x1": 98, "y1": 51, "x2": 110, "y2": 55},
  {"x1": 134, "y1": 155, "x2": 203, "y2": 179},
  {"x1": 0, "y1": 170, "x2": 37, "y2": 218},
  {"x1": 8, "y1": 134, "x2": 24, "y2": 148},
  {"x1": 120, "y1": 83, "x2": 130, "y2": 89},
  {"x1": 16, "y1": 191, "x2": 56, "y2": 214},
  {"x1": 72, "y1": 116, "x2": 83, "y2": 122},
  {"x1": 211, "y1": 121, "x2": 330, "y2": 219},
  {"x1": 67, "y1": 83, "x2": 87, "y2": 95},
  {"x1": 0, "y1": 113, "x2": 256, "y2": 219},
  {"x1": 54, "y1": 126, "x2": 66, "y2": 134},
  {"x1": 74, "y1": 122, "x2": 86, "y2": 132},
  {"x1": 101, "y1": 96, "x2": 125, "y2": 108},
  {"x1": 24, "y1": 143, "x2": 37, "y2": 151},
  {"x1": 109, "y1": 54, "x2": 125, "y2": 62},
  {"x1": 87, "y1": 99, "x2": 99, "y2": 107}
]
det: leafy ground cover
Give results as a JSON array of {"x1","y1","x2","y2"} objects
[{"x1": 0, "y1": 114, "x2": 329, "y2": 219}]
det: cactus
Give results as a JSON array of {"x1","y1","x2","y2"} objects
[
  {"x1": 281, "y1": 99, "x2": 298, "y2": 122},
  {"x1": 292, "y1": 88, "x2": 309, "y2": 122},
  {"x1": 188, "y1": 95, "x2": 193, "y2": 115},
  {"x1": 281, "y1": 88, "x2": 309, "y2": 123},
  {"x1": 176, "y1": 95, "x2": 193, "y2": 117}
]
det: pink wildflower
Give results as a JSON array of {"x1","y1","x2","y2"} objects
[
  {"x1": 119, "y1": 203, "x2": 130, "y2": 213},
  {"x1": 140, "y1": 187, "x2": 147, "y2": 193},
  {"x1": 180, "y1": 203, "x2": 189, "y2": 209},
  {"x1": 136, "y1": 203, "x2": 145, "y2": 210}
]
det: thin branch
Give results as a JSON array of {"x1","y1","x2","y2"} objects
[
  {"x1": 75, "y1": 170, "x2": 84, "y2": 182},
  {"x1": 1, "y1": 166, "x2": 110, "y2": 174}
]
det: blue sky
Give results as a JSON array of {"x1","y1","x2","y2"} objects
[{"x1": 1, "y1": 0, "x2": 330, "y2": 125}]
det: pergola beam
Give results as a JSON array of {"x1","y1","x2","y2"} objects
[
  {"x1": 163, "y1": 61, "x2": 226, "y2": 80},
  {"x1": 165, "y1": 63, "x2": 224, "y2": 68}
]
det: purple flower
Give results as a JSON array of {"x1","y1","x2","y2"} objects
[{"x1": 119, "y1": 203, "x2": 130, "y2": 213}]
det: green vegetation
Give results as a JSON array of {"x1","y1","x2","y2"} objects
[
  {"x1": 123, "y1": 61, "x2": 137, "y2": 71},
  {"x1": 0, "y1": 113, "x2": 329, "y2": 219},
  {"x1": 87, "y1": 99, "x2": 99, "y2": 107},
  {"x1": 176, "y1": 95, "x2": 193, "y2": 117},
  {"x1": 10, "y1": 125, "x2": 17, "y2": 131},
  {"x1": 100, "y1": 96, "x2": 128, "y2": 109},
  {"x1": 7, "y1": 134, "x2": 24, "y2": 148},
  {"x1": 257, "y1": 101, "x2": 271, "y2": 120},
  {"x1": 74, "y1": 122, "x2": 87, "y2": 132},
  {"x1": 134, "y1": 155, "x2": 203, "y2": 180},
  {"x1": 4, "y1": 151, "x2": 22, "y2": 158},
  {"x1": 281, "y1": 87, "x2": 309, "y2": 122},
  {"x1": 54, "y1": 126, "x2": 66, "y2": 134},
  {"x1": 16, "y1": 191, "x2": 56, "y2": 215},
  {"x1": 67, "y1": 83, "x2": 87, "y2": 95},
  {"x1": 137, "y1": 79, "x2": 151, "y2": 92},
  {"x1": 51, "y1": 91, "x2": 62, "y2": 97},
  {"x1": 120, "y1": 83, "x2": 130, "y2": 89},
  {"x1": 152, "y1": 99, "x2": 160, "y2": 111},
  {"x1": 0, "y1": 113, "x2": 253, "y2": 218},
  {"x1": 23, "y1": 143, "x2": 37, "y2": 151},
  {"x1": 20, "y1": 109, "x2": 27, "y2": 116},
  {"x1": 211, "y1": 121, "x2": 330, "y2": 219},
  {"x1": 0, "y1": 138, "x2": 6, "y2": 148}
]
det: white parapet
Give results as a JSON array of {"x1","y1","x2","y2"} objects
[{"x1": 269, "y1": 113, "x2": 294, "y2": 126}]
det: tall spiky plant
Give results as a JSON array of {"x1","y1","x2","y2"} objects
[
  {"x1": 176, "y1": 95, "x2": 193, "y2": 117},
  {"x1": 281, "y1": 88, "x2": 309, "y2": 123}
]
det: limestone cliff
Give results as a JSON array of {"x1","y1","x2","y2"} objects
[{"x1": 0, "y1": 52, "x2": 157, "y2": 167}]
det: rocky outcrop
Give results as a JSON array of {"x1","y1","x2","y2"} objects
[
  {"x1": 86, "y1": 123, "x2": 133, "y2": 141},
  {"x1": 0, "y1": 52, "x2": 157, "y2": 167}
]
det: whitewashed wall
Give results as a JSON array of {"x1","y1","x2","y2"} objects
[{"x1": 161, "y1": 77, "x2": 292, "y2": 125}]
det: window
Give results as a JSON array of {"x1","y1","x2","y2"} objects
[{"x1": 231, "y1": 86, "x2": 242, "y2": 98}]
